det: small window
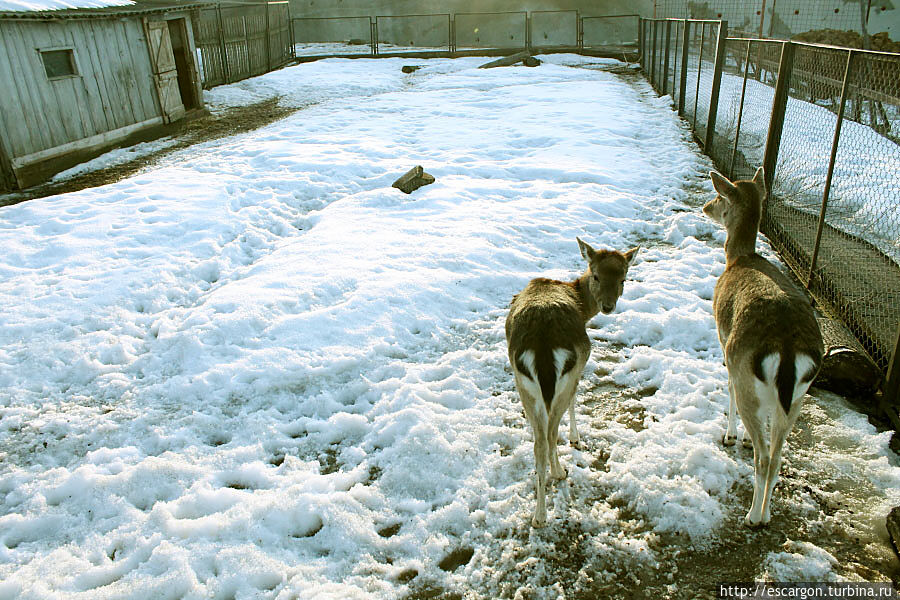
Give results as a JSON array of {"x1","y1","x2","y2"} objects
[{"x1": 40, "y1": 49, "x2": 77, "y2": 79}]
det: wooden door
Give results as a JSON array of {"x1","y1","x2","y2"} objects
[{"x1": 144, "y1": 18, "x2": 186, "y2": 123}]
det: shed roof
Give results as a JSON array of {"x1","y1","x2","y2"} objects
[
  {"x1": 0, "y1": 0, "x2": 134, "y2": 11},
  {"x1": 0, "y1": 0, "x2": 211, "y2": 18}
]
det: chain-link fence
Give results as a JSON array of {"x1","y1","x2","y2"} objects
[
  {"x1": 655, "y1": 0, "x2": 884, "y2": 40},
  {"x1": 640, "y1": 18, "x2": 900, "y2": 402}
]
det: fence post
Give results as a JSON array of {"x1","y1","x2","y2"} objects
[
  {"x1": 808, "y1": 49, "x2": 854, "y2": 288},
  {"x1": 650, "y1": 20, "x2": 657, "y2": 89},
  {"x1": 692, "y1": 23, "x2": 705, "y2": 127},
  {"x1": 885, "y1": 323, "x2": 900, "y2": 406},
  {"x1": 678, "y1": 20, "x2": 689, "y2": 116},
  {"x1": 287, "y1": 3, "x2": 294, "y2": 58},
  {"x1": 577, "y1": 12, "x2": 583, "y2": 49},
  {"x1": 450, "y1": 15, "x2": 456, "y2": 53},
  {"x1": 217, "y1": 4, "x2": 229, "y2": 84},
  {"x1": 761, "y1": 41, "x2": 794, "y2": 196},
  {"x1": 526, "y1": 13, "x2": 532, "y2": 52},
  {"x1": 662, "y1": 20, "x2": 671, "y2": 96},
  {"x1": 265, "y1": 1, "x2": 272, "y2": 71},
  {"x1": 372, "y1": 17, "x2": 378, "y2": 55},
  {"x1": 729, "y1": 40, "x2": 753, "y2": 178},
  {"x1": 638, "y1": 17, "x2": 643, "y2": 68},
  {"x1": 704, "y1": 20, "x2": 728, "y2": 150}
]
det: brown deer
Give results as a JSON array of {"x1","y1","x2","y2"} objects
[
  {"x1": 506, "y1": 238, "x2": 638, "y2": 527},
  {"x1": 703, "y1": 167, "x2": 823, "y2": 527}
]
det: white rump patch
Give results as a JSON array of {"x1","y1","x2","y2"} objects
[
  {"x1": 552, "y1": 348, "x2": 575, "y2": 405},
  {"x1": 758, "y1": 353, "x2": 780, "y2": 383},
  {"x1": 793, "y1": 354, "x2": 818, "y2": 401},
  {"x1": 518, "y1": 349, "x2": 537, "y2": 380},
  {"x1": 515, "y1": 349, "x2": 545, "y2": 413}
]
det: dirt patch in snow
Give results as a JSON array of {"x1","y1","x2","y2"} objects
[{"x1": 0, "y1": 97, "x2": 303, "y2": 207}]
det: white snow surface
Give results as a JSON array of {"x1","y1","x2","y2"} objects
[
  {"x1": 1, "y1": 55, "x2": 899, "y2": 598},
  {"x1": 0, "y1": 0, "x2": 131, "y2": 11}
]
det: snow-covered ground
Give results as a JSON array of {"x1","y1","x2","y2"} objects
[{"x1": 1, "y1": 55, "x2": 898, "y2": 599}]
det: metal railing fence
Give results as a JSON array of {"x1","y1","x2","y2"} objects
[
  {"x1": 194, "y1": 1, "x2": 293, "y2": 89},
  {"x1": 581, "y1": 15, "x2": 639, "y2": 49},
  {"x1": 291, "y1": 11, "x2": 640, "y2": 57},
  {"x1": 375, "y1": 14, "x2": 452, "y2": 54},
  {"x1": 640, "y1": 18, "x2": 900, "y2": 404}
]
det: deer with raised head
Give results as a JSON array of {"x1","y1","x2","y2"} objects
[
  {"x1": 703, "y1": 167, "x2": 823, "y2": 527},
  {"x1": 506, "y1": 238, "x2": 638, "y2": 527}
]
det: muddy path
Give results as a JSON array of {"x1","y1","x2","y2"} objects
[{"x1": 0, "y1": 97, "x2": 303, "y2": 207}]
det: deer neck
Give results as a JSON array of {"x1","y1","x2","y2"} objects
[
  {"x1": 574, "y1": 274, "x2": 600, "y2": 322},
  {"x1": 724, "y1": 219, "x2": 759, "y2": 265}
]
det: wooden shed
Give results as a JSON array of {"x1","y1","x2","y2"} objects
[{"x1": 0, "y1": 3, "x2": 207, "y2": 191}]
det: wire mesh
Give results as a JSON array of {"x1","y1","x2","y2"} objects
[
  {"x1": 642, "y1": 18, "x2": 900, "y2": 390},
  {"x1": 708, "y1": 38, "x2": 781, "y2": 180},
  {"x1": 292, "y1": 16, "x2": 372, "y2": 56},
  {"x1": 656, "y1": 0, "x2": 874, "y2": 39},
  {"x1": 813, "y1": 49, "x2": 900, "y2": 370},
  {"x1": 454, "y1": 12, "x2": 526, "y2": 50}
]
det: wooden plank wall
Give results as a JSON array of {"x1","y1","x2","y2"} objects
[
  {"x1": 194, "y1": 2, "x2": 294, "y2": 89},
  {"x1": 0, "y1": 17, "x2": 160, "y2": 161}
]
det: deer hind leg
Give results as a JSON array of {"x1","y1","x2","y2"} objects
[
  {"x1": 759, "y1": 398, "x2": 803, "y2": 525},
  {"x1": 733, "y1": 377, "x2": 771, "y2": 528},
  {"x1": 547, "y1": 392, "x2": 568, "y2": 481},
  {"x1": 723, "y1": 377, "x2": 738, "y2": 446},
  {"x1": 567, "y1": 357, "x2": 586, "y2": 449},
  {"x1": 567, "y1": 392, "x2": 581, "y2": 449},
  {"x1": 517, "y1": 379, "x2": 550, "y2": 527}
]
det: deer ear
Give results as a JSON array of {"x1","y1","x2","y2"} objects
[
  {"x1": 710, "y1": 171, "x2": 737, "y2": 197},
  {"x1": 577, "y1": 237, "x2": 595, "y2": 262},
  {"x1": 623, "y1": 246, "x2": 640, "y2": 265},
  {"x1": 752, "y1": 166, "x2": 767, "y2": 196}
]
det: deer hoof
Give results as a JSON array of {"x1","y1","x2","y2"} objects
[
  {"x1": 722, "y1": 433, "x2": 737, "y2": 447},
  {"x1": 531, "y1": 515, "x2": 547, "y2": 528},
  {"x1": 743, "y1": 514, "x2": 767, "y2": 529},
  {"x1": 550, "y1": 465, "x2": 567, "y2": 480},
  {"x1": 742, "y1": 437, "x2": 753, "y2": 449}
]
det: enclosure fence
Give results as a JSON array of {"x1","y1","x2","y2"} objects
[
  {"x1": 640, "y1": 18, "x2": 900, "y2": 405},
  {"x1": 291, "y1": 12, "x2": 640, "y2": 57},
  {"x1": 655, "y1": 0, "x2": 881, "y2": 39},
  {"x1": 193, "y1": 1, "x2": 294, "y2": 89}
]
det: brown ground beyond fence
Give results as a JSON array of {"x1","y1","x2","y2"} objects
[
  {"x1": 193, "y1": 1, "x2": 293, "y2": 88},
  {"x1": 639, "y1": 18, "x2": 900, "y2": 405}
]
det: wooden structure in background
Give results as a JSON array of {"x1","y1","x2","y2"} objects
[
  {"x1": 193, "y1": 1, "x2": 293, "y2": 89},
  {"x1": 0, "y1": 4, "x2": 206, "y2": 190}
]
